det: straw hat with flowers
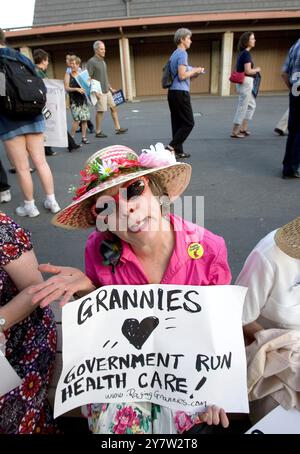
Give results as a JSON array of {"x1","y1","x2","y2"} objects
[
  {"x1": 52, "y1": 143, "x2": 191, "y2": 230},
  {"x1": 274, "y1": 217, "x2": 300, "y2": 259}
]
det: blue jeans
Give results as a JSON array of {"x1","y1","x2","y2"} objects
[{"x1": 282, "y1": 93, "x2": 300, "y2": 174}]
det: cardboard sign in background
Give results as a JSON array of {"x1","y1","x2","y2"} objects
[
  {"x1": 246, "y1": 406, "x2": 300, "y2": 434},
  {"x1": 43, "y1": 79, "x2": 68, "y2": 148},
  {"x1": 113, "y1": 89, "x2": 126, "y2": 106}
]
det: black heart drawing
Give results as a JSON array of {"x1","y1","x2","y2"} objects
[{"x1": 121, "y1": 317, "x2": 159, "y2": 350}]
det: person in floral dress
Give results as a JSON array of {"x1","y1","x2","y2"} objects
[
  {"x1": 30, "y1": 144, "x2": 231, "y2": 434},
  {"x1": 0, "y1": 212, "x2": 57, "y2": 434}
]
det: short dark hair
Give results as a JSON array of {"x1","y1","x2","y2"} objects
[
  {"x1": 33, "y1": 48, "x2": 49, "y2": 64},
  {"x1": 0, "y1": 28, "x2": 6, "y2": 45},
  {"x1": 237, "y1": 32, "x2": 254, "y2": 52}
]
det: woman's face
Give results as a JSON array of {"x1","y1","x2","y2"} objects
[
  {"x1": 94, "y1": 178, "x2": 163, "y2": 245},
  {"x1": 181, "y1": 35, "x2": 192, "y2": 49},
  {"x1": 70, "y1": 60, "x2": 79, "y2": 71},
  {"x1": 248, "y1": 34, "x2": 256, "y2": 49}
]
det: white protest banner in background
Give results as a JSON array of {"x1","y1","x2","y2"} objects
[
  {"x1": 43, "y1": 79, "x2": 68, "y2": 147},
  {"x1": 54, "y1": 284, "x2": 249, "y2": 418},
  {"x1": 0, "y1": 351, "x2": 23, "y2": 397},
  {"x1": 246, "y1": 406, "x2": 300, "y2": 434}
]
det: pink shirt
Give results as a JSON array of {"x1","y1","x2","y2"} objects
[{"x1": 85, "y1": 215, "x2": 231, "y2": 287}]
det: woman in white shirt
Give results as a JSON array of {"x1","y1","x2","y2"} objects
[{"x1": 236, "y1": 216, "x2": 300, "y2": 344}]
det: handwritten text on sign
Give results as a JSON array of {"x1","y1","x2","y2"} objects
[{"x1": 54, "y1": 285, "x2": 248, "y2": 418}]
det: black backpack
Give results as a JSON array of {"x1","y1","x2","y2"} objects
[
  {"x1": 0, "y1": 55, "x2": 47, "y2": 120},
  {"x1": 161, "y1": 60, "x2": 174, "y2": 89}
]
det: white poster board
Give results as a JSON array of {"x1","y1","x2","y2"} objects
[
  {"x1": 90, "y1": 79, "x2": 102, "y2": 105},
  {"x1": 246, "y1": 406, "x2": 300, "y2": 434},
  {"x1": 43, "y1": 79, "x2": 68, "y2": 147},
  {"x1": 54, "y1": 284, "x2": 249, "y2": 418},
  {"x1": 0, "y1": 351, "x2": 23, "y2": 397},
  {"x1": 75, "y1": 70, "x2": 92, "y2": 104}
]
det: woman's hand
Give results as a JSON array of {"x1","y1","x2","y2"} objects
[
  {"x1": 199, "y1": 405, "x2": 229, "y2": 428},
  {"x1": 28, "y1": 264, "x2": 96, "y2": 308},
  {"x1": 77, "y1": 88, "x2": 85, "y2": 94}
]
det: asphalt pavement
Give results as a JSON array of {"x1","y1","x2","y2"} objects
[{"x1": 0, "y1": 93, "x2": 296, "y2": 280}]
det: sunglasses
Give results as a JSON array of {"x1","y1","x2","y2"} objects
[{"x1": 91, "y1": 177, "x2": 148, "y2": 217}]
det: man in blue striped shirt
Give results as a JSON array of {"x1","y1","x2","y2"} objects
[{"x1": 281, "y1": 38, "x2": 300, "y2": 179}]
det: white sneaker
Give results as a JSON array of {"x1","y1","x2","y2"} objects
[
  {"x1": 16, "y1": 205, "x2": 40, "y2": 217},
  {"x1": 0, "y1": 190, "x2": 12, "y2": 203},
  {"x1": 44, "y1": 199, "x2": 61, "y2": 214}
]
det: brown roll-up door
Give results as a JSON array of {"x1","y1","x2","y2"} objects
[{"x1": 133, "y1": 38, "x2": 211, "y2": 97}]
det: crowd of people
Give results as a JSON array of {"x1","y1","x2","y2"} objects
[{"x1": 0, "y1": 26, "x2": 299, "y2": 434}]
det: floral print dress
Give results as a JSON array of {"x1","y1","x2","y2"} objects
[
  {"x1": 69, "y1": 74, "x2": 90, "y2": 122},
  {"x1": 0, "y1": 212, "x2": 57, "y2": 434},
  {"x1": 82, "y1": 402, "x2": 203, "y2": 434}
]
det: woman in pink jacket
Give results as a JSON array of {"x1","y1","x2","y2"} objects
[{"x1": 30, "y1": 143, "x2": 231, "y2": 434}]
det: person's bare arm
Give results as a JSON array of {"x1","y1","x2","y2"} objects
[
  {"x1": 244, "y1": 62, "x2": 261, "y2": 76},
  {"x1": 64, "y1": 72, "x2": 84, "y2": 94},
  {"x1": 0, "y1": 250, "x2": 43, "y2": 330},
  {"x1": 178, "y1": 64, "x2": 204, "y2": 81},
  {"x1": 243, "y1": 320, "x2": 264, "y2": 345},
  {"x1": 29, "y1": 264, "x2": 96, "y2": 308}
]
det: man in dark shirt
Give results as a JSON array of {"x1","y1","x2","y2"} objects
[
  {"x1": 281, "y1": 38, "x2": 300, "y2": 179},
  {"x1": 87, "y1": 41, "x2": 127, "y2": 138}
]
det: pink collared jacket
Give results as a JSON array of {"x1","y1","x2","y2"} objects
[{"x1": 85, "y1": 215, "x2": 231, "y2": 287}]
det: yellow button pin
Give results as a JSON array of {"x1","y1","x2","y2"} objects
[{"x1": 187, "y1": 242, "x2": 204, "y2": 259}]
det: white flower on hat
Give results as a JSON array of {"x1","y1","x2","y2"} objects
[
  {"x1": 99, "y1": 158, "x2": 119, "y2": 175},
  {"x1": 139, "y1": 142, "x2": 176, "y2": 168}
]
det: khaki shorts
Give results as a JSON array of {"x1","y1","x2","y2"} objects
[{"x1": 96, "y1": 91, "x2": 116, "y2": 112}]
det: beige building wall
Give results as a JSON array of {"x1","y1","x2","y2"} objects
[
  {"x1": 133, "y1": 37, "x2": 211, "y2": 97},
  {"x1": 26, "y1": 31, "x2": 298, "y2": 98}
]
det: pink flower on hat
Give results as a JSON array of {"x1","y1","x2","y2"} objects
[{"x1": 139, "y1": 142, "x2": 176, "y2": 168}]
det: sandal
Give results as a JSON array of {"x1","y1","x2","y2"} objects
[
  {"x1": 240, "y1": 130, "x2": 251, "y2": 136},
  {"x1": 230, "y1": 133, "x2": 245, "y2": 138},
  {"x1": 81, "y1": 137, "x2": 90, "y2": 144}
]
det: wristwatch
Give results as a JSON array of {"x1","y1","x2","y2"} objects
[{"x1": 0, "y1": 317, "x2": 6, "y2": 333}]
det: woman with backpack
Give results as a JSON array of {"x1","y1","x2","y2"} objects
[
  {"x1": 0, "y1": 29, "x2": 60, "y2": 218},
  {"x1": 166, "y1": 28, "x2": 205, "y2": 159}
]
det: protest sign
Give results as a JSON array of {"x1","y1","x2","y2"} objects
[
  {"x1": 90, "y1": 79, "x2": 102, "y2": 105},
  {"x1": 54, "y1": 284, "x2": 248, "y2": 418},
  {"x1": 246, "y1": 406, "x2": 300, "y2": 434},
  {"x1": 113, "y1": 89, "x2": 126, "y2": 106},
  {"x1": 75, "y1": 69, "x2": 91, "y2": 103},
  {"x1": 0, "y1": 351, "x2": 22, "y2": 397},
  {"x1": 43, "y1": 79, "x2": 68, "y2": 147}
]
